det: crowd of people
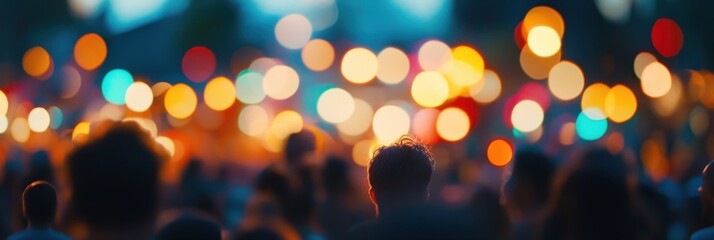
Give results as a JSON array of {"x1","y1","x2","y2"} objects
[{"x1": 0, "y1": 121, "x2": 712, "y2": 239}]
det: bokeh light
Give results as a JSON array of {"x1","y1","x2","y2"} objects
[
  {"x1": 269, "y1": 110, "x2": 304, "y2": 140},
  {"x1": 182, "y1": 46, "x2": 216, "y2": 83},
  {"x1": 520, "y1": 46, "x2": 561, "y2": 80},
  {"x1": 341, "y1": 48, "x2": 378, "y2": 84},
  {"x1": 411, "y1": 108, "x2": 439, "y2": 144},
  {"x1": 487, "y1": 139, "x2": 513, "y2": 167},
  {"x1": 641, "y1": 136, "x2": 669, "y2": 182},
  {"x1": 605, "y1": 84, "x2": 637, "y2": 123},
  {"x1": 640, "y1": 62, "x2": 672, "y2": 98},
  {"x1": 11, "y1": 118, "x2": 30, "y2": 143},
  {"x1": 418, "y1": 40, "x2": 452, "y2": 72},
  {"x1": 28, "y1": 107, "x2": 50, "y2": 133},
  {"x1": 164, "y1": 83, "x2": 198, "y2": 119},
  {"x1": 436, "y1": 107, "x2": 470, "y2": 142},
  {"x1": 527, "y1": 26, "x2": 561, "y2": 57},
  {"x1": 317, "y1": 88, "x2": 355, "y2": 124},
  {"x1": 0, "y1": 116, "x2": 7, "y2": 134},
  {"x1": 102, "y1": 69, "x2": 134, "y2": 105},
  {"x1": 204, "y1": 76, "x2": 236, "y2": 111},
  {"x1": 48, "y1": 106, "x2": 62, "y2": 130},
  {"x1": 690, "y1": 106, "x2": 709, "y2": 137},
  {"x1": 652, "y1": 74, "x2": 682, "y2": 117},
  {"x1": 301, "y1": 39, "x2": 334, "y2": 71},
  {"x1": 336, "y1": 98, "x2": 373, "y2": 136},
  {"x1": 74, "y1": 33, "x2": 107, "y2": 70},
  {"x1": 23, "y1": 46, "x2": 52, "y2": 79},
  {"x1": 352, "y1": 139, "x2": 379, "y2": 167},
  {"x1": 651, "y1": 18, "x2": 683, "y2": 58},
  {"x1": 263, "y1": 65, "x2": 300, "y2": 100},
  {"x1": 511, "y1": 100, "x2": 544, "y2": 133},
  {"x1": 275, "y1": 14, "x2": 313, "y2": 49},
  {"x1": 238, "y1": 105, "x2": 270, "y2": 137},
  {"x1": 548, "y1": 61, "x2": 584, "y2": 101},
  {"x1": 469, "y1": 70, "x2": 502, "y2": 104},
  {"x1": 522, "y1": 6, "x2": 565, "y2": 37},
  {"x1": 377, "y1": 47, "x2": 410, "y2": 85},
  {"x1": 411, "y1": 71, "x2": 449, "y2": 108},
  {"x1": 452, "y1": 45, "x2": 485, "y2": 81},
  {"x1": 235, "y1": 70, "x2": 266, "y2": 104},
  {"x1": 559, "y1": 121, "x2": 576, "y2": 145},
  {"x1": 61, "y1": 66, "x2": 82, "y2": 99},
  {"x1": 633, "y1": 52, "x2": 657, "y2": 79},
  {"x1": 606, "y1": 132, "x2": 625, "y2": 154},
  {"x1": 581, "y1": 83, "x2": 610, "y2": 119},
  {"x1": 372, "y1": 105, "x2": 411, "y2": 145},
  {"x1": 72, "y1": 121, "x2": 91, "y2": 142},
  {"x1": 151, "y1": 82, "x2": 172, "y2": 97},
  {"x1": 576, "y1": 109, "x2": 608, "y2": 141},
  {"x1": 445, "y1": 60, "x2": 480, "y2": 87},
  {"x1": 0, "y1": 90, "x2": 7, "y2": 116},
  {"x1": 125, "y1": 82, "x2": 154, "y2": 112},
  {"x1": 155, "y1": 136, "x2": 175, "y2": 157}
]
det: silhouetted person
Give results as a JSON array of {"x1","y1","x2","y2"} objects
[
  {"x1": 693, "y1": 161, "x2": 714, "y2": 239},
  {"x1": 155, "y1": 215, "x2": 221, "y2": 240},
  {"x1": 503, "y1": 148, "x2": 555, "y2": 240},
  {"x1": 23, "y1": 151, "x2": 54, "y2": 188},
  {"x1": 66, "y1": 122, "x2": 161, "y2": 240},
  {"x1": 540, "y1": 149, "x2": 642, "y2": 240},
  {"x1": 8, "y1": 181, "x2": 69, "y2": 240},
  {"x1": 469, "y1": 186, "x2": 510, "y2": 240},
  {"x1": 319, "y1": 157, "x2": 368, "y2": 240}
]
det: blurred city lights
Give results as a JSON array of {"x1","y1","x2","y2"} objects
[
  {"x1": 576, "y1": 109, "x2": 608, "y2": 141},
  {"x1": 581, "y1": 83, "x2": 610, "y2": 119},
  {"x1": 469, "y1": 70, "x2": 502, "y2": 104},
  {"x1": 125, "y1": 82, "x2": 154, "y2": 112},
  {"x1": 23, "y1": 46, "x2": 53, "y2": 79},
  {"x1": 0, "y1": 116, "x2": 7, "y2": 134},
  {"x1": 341, "y1": 48, "x2": 378, "y2": 84},
  {"x1": 633, "y1": 52, "x2": 657, "y2": 79},
  {"x1": 61, "y1": 66, "x2": 82, "y2": 99},
  {"x1": 28, "y1": 107, "x2": 50, "y2": 133},
  {"x1": 263, "y1": 65, "x2": 300, "y2": 100},
  {"x1": 235, "y1": 70, "x2": 266, "y2": 104},
  {"x1": 411, "y1": 71, "x2": 449, "y2": 108},
  {"x1": 377, "y1": 47, "x2": 410, "y2": 85},
  {"x1": 548, "y1": 61, "x2": 584, "y2": 101},
  {"x1": 651, "y1": 18, "x2": 683, "y2": 57},
  {"x1": 640, "y1": 62, "x2": 672, "y2": 98},
  {"x1": 164, "y1": 83, "x2": 197, "y2": 119},
  {"x1": 487, "y1": 139, "x2": 513, "y2": 167},
  {"x1": 651, "y1": 74, "x2": 682, "y2": 117},
  {"x1": 419, "y1": 40, "x2": 452, "y2": 72},
  {"x1": 48, "y1": 106, "x2": 63, "y2": 130},
  {"x1": 511, "y1": 100, "x2": 544, "y2": 133},
  {"x1": 0, "y1": 91, "x2": 7, "y2": 116},
  {"x1": 436, "y1": 107, "x2": 470, "y2": 142},
  {"x1": 182, "y1": 46, "x2": 216, "y2": 83},
  {"x1": 238, "y1": 105, "x2": 270, "y2": 137},
  {"x1": 352, "y1": 139, "x2": 379, "y2": 167},
  {"x1": 605, "y1": 84, "x2": 638, "y2": 123},
  {"x1": 301, "y1": 39, "x2": 334, "y2": 71},
  {"x1": 520, "y1": 46, "x2": 561, "y2": 80},
  {"x1": 527, "y1": 26, "x2": 561, "y2": 57},
  {"x1": 559, "y1": 121, "x2": 576, "y2": 145},
  {"x1": 317, "y1": 88, "x2": 355, "y2": 124},
  {"x1": 204, "y1": 76, "x2": 237, "y2": 111},
  {"x1": 336, "y1": 98, "x2": 373, "y2": 136},
  {"x1": 522, "y1": 6, "x2": 564, "y2": 37},
  {"x1": 72, "y1": 121, "x2": 91, "y2": 142},
  {"x1": 74, "y1": 33, "x2": 107, "y2": 71},
  {"x1": 372, "y1": 105, "x2": 411, "y2": 145},
  {"x1": 11, "y1": 118, "x2": 30, "y2": 143},
  {"x1": 155, "y1": 136, "x2": 175, "y2": 157},
  {"x1": 102, "y1": 69, "x2": 134, "y2": 105},
  {"x1": 275, "y1": 14, "x2": 313, "y2": 49}
]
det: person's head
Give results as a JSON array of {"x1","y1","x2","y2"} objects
[
  {"x1": 368, "y1": 136, "x2": 435, "y2": 215},
  {"x1": 284, "y1": 130, "x2": 316, "y2": 167},
  {"x1": 156, "y1": 216, "x2": 221, "y2": 240},
  {"x1": 503, "y1": 147, "x2": 555, "y2": 220},
  {"x1": 700, "y1": 161, "x2": 714, "y2": 215},
  {"x1": 22, "y1": 181, "x2": 57, "y2": 226},
  {"x1": 24, "y1": 150, "x2": 53, "y2": 186},
  {"x1": 66, "y1": 122, "x2": 160, "y2": 231}
]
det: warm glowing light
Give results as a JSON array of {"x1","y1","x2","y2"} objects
[
  {"x1": 125, "y1": 82, "x2": 153, "y2": 112},
  {"x1": 337, "y1": 98, "x2": 373, "y2": 136},
  {"x1": 452, "y1": 46, "x2": 485, "y2": 81},
  {"x1": 469, "y1": 70, "x2": 502, "y2": 104},
  {"x1": 341, "y1": 48, "x2": 378, "y2": 84},
  {"x1": 411, "y1": 71, "x2": 449, "y2": 108},
  {"x1": 204, "y1": 76, "x2": 236, "y2": 111},
  {"x1": 270, "y1": 110, "x2": 304, "y2": 139},
  {"x1": 102, "y1": 69, "x2": 134, "y2": 105},
  {"x1": 652, "y1": 74, "x2": 682, "y2": 117},
  {"x1": 527, "y1": 26, "x2": 561, "y2": 57},
  {"x1": 487, "y1": 139, "x2": 513, "y2": 167},
  {"x1": 436, "y1": 107, "x2": 470, "y2": 142},
  {"x1": 446, "y1": 60, "x2": 480, "y2": 87},
  {"x1": 641, "y1": 136, "x2": 669, "y2": 182},
  {"x1": 0, "y1": 116, "x2": 7, "y2": 133},
  {"x1": 263, "y1": 65, "x2": 300, "y2": 100},
  {"x1": 418, "y1": 40, "x2": 452, "y2": 72},
  {"x1": 72, "y1": 121, "x2": 91, "y2": 142},
  {"x1": 651, "y1": 18, "x2": 683, "y2": 58},
  {"x1": 511, "y1": 100, "x2": 544, "y2": 133},
  {"x1": 641, "y1": 62, "x2": 672, "y2": 98},
  {"x1": 633, "y1": 52, "x2": 657, "y2": 79},
  {"x1": 275, "y1": 14, "x2": 312, "y2": 49},
  {"x1": 690, "y1": 107, "x2": 709, "y2": 137},
  {"x1": 581, "y1": 83, "x2": 610, "y2": 119},
  {"x1": 11, "y1": 118, "x2": 30, "y2": 143},
  {"x1": 28, "y1": 107, "x2": 50, "y2": 132},
  {"x1": 235, "y1": 70, "x2": 266, "y2": 104},
  {"x1": 164, "y1": 83, "x2": 197, "y2": 119},
  {"x1": 412, "y1": 108, "x2": 439, "y2": 144},
  {"x1": 155, "y1": 136, "x2": 175, "y2": 156},
  {"x1": 238, "y1": 105, "x2": 270, "y2": 137},
  {"x1": 377, "y1": 47, "x2": 410, "y2": 84},
  {"x1": 23, "y1": 46, "x2": 52, "y2": 79},
  {"x1": 317, "y1": 88, "x2": 355, "y2": 124},
  {"x1": 0, "y1": 91, "x2": 7, "y2": 115},
  {"x1": 48, "y1": 106, "x2": 62, "y2": 130},
  {"x1": 548, "y1": 61, "x2": 584, "y2": 101},
  {"x1": 74, "y1": 33, "x2": 107, "y2": 70},
  {"x1": 182, "y1": 46, "x2": 216, "y2": 83},
  {"x1": 372, "y1": 105, "x2": 411, "y2": 145},
  {"x1": 61, "y1": 66, "x2": 82, "y2": 99},
  {"x1": 123, "y1": 117, "x2": 158, "y2": 137},
  {"x1": 606, "y1": 132, "x2": 625, "y2": 154},
  {"x1": 301, "y1": 39, "x2": 334, "y2": 71},
  {"x1": 520, "y1": 46, "x2": 561, "y2": 80},
  {"x1": 559, "y1": 122, "x2": 576, "y2": 145},
  {"x1": 576, "y1": 109, "x2": 608, "y2": 141},
  {"x1": 605, "y1": 84, "x2": 637, "y2": 123},
  {"x1": 151, "y1": 82, "x2": 172, "y2": 97},
  {"x1": 523, "y1": 6, "x2": 565, "y2": 37},
  {"x1": 353, "y1": 139, "x2": 379, "y2": 167}
]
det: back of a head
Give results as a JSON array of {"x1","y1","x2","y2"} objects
[
  {"x1": 369, "y1": 136, "x2": 435, "y2": 208},
  {"x1": 23, "y1": 181, "x2": 57, "y2": 225},
  {"x1": 156, "y1": 216, "x2": 221, "y2": 240},
  {"x1": 507, "y1": 148, "x2": 555, "y2": 207},
  {"x1": 66, "y1": 122, "x2": 160, "y2": 229},
  {"x1": 284, "y1": 130, "x2": 316, "y2": 166}
]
